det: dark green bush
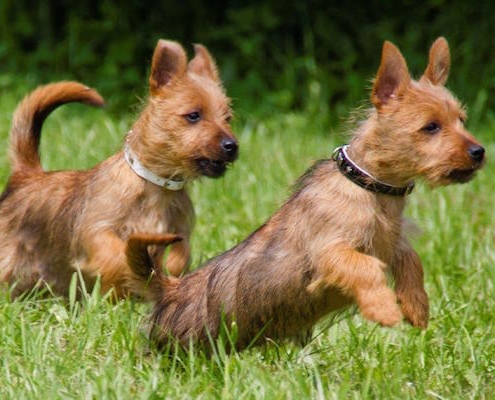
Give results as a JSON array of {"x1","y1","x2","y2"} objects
[{"x1": 0, "y1": 0, "x2": 494, "y2": 125}]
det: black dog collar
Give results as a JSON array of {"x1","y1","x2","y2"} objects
[{"x1": 332, "y1": 145, "x2": 414, "y2": 196}]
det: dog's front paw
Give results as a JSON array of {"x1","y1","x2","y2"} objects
[
  {"x1": 397, "y1": 288, "x2": 429, "y2": 328},
  {"x1": 357, "y1": 287, "x2": 403, "y2": 327}
]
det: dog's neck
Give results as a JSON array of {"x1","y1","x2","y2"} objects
[
  {"x1": 123, "y1": 142, "x2": 186, "y2": 190},
  {"x1": 346, "y1": 117, "x2": 416, "y2": 188},
  {"x1": 123, "y1": 127, "x2": 186, "y2": 191},
  {"x1": 333, "y1": 145, "x2": 414, "y2": 196}
]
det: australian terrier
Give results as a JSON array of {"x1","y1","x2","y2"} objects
[{"x1": 0, "y1": 39, "x2": 237, "y2": 298}]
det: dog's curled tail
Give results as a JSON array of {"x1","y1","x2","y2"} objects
[
  {"x1": 9, "y1": 81, "x2": 105, "y2": 173},
  {"x1": 126, "y1": 233, "x2": 182, "y2": 301}
]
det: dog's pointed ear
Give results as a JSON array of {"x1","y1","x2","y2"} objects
[
  {"x1": 371, "y1": 41, "x2": 410, "y2": 108},
  {"x1": 149, "y1": 39, "x2": 187, "y2": 93},
  {"x1": 187, "y1": 44, "x2": 221, "y2": 82},
  {"x1": 420, "y1": 37, "x2": 450, "y2": 86}
]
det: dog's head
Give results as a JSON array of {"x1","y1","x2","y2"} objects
[
  {"x1": 134, "y1": 39, "x2": 238, "y2": 180},
  {"x1": 358, "y1": 37, "x2": 484, "y2": 187}
]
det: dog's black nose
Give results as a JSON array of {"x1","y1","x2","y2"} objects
[
  {"x1": 468, "y1": 144, "x2": 485, "y2": 163},
  {"x1": 221, "y1": 138, "x2": 238, "y2": 158}
]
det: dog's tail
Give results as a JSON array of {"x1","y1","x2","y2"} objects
[
  {"x1": 126, "y1": 233, "x2": 183, "y2": 301},
  {"x1": 9, "y1": 81, "x2": 105, "y2": 173}
]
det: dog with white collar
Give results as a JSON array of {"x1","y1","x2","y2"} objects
[{"x1": 0, "y1": 39, "x2": 237, "y2": 298}]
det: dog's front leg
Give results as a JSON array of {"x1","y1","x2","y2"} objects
[
  {"x1": 148, "y1": 231, "x2": 190, "y2": 276},
  {"x1": 311, "y1": 245, "x2": 403, "y2": 327},
  {"x1": 391, "y1": 240, "x2": 429, "y2": 328},
  {"x1": 84, "y1": 230, "x2": 130, "y2": 298},
  {"x1": 148, "y1": 236, "x2": 190, "y2": 277}
]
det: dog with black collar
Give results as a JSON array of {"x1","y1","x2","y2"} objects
[{"x1": 127, "y1": 37, "x2": 484, "y2": 350}]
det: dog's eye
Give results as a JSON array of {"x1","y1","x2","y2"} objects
[
  {"x1": 422, "y1": 122, "x2": 441, "y2": 134},
  {"x1": 185, "y1": 111, "x2": 201, "y2": 123},
  {"x1": 225, "y1": 115, "x2": 232, "y2": 123},
  {"x1": 459, "y1": 116, "x2": 466, "y2": 125}
]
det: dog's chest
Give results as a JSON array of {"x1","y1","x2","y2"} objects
[
  {"x1": 121, "y1": 190, "x2": 185, "y2": 237},
  {"x1": 366, "y1": 199, "x2": 404, "y2": 263}
]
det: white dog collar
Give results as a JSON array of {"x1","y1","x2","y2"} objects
[{"x1": 124, "y1": 144, "x2": 186, "y2": 191}]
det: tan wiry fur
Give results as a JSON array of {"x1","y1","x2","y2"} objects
[
  {"x1": 127, "y1": 37, "x2": 484, "y2": 351},
  {"x1": 0, "y1": 39, "x2": 237, "y2": 298}
]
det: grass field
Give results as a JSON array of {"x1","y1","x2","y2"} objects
[{"x1": 0, "y1": 84, "x2": 494, "y2": 399}]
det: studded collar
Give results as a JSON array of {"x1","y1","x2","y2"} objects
[{"x1": 332, "y1": 145, "x2": 414, "y2": 196}]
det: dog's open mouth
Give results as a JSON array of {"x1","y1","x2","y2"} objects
[
  {"x1": 196, "y1": 158, "x2": 230, "y2": 178},
  {"x1": 447, "y1": 168, "x2": 478, "y2": 183}
]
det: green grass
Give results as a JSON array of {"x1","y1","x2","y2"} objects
[{"x1": 0, "y1": 86, "x2": 495, "y2": 399}]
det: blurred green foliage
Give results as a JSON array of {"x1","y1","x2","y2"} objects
[{"x1": 0, "y1": 0, "x2": 494, "y2": 125}]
